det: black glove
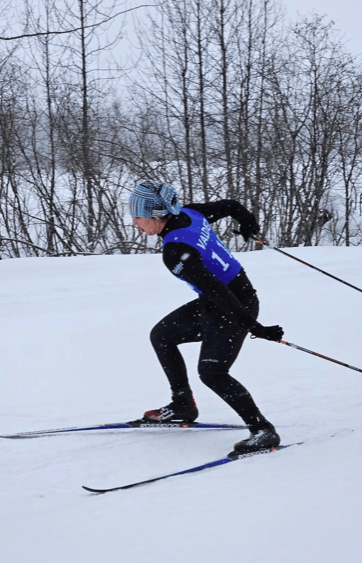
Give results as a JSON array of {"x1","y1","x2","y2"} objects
[
  {"x1": 233, "y1": 213, "x2": 260, "y2": 242},
  {"x1": 249, "y1": 321, "x2": 284, "y2": 342}
]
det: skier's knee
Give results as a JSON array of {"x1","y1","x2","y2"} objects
[
  {"x1": 150, "y1": 321, "x2": 169, "y2": 350},
  {"x1": 198, "y1": 360, "x2": 227, "y2": 387},
  {"x1": 150, "y1": 324, "x2": 160, "y2": 349}
]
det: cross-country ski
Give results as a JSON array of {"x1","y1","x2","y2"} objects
[
  {"x1": 82, "y1": 443, "x2": 303, "y2": 493},
  {"x1": 0, "y1": 420, "x2": 247, "y2": 439}
]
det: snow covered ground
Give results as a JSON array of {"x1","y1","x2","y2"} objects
[{"x1": 0, "y1": 246, "x2": 361, "y2": 563}]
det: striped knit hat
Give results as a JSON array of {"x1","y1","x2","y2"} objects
[{"x1": 129, "y1": 181, "x2": 181, "y2": 218}]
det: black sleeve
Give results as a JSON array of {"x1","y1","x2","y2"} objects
[
  {"x1": 185, "y1": 200, "x2": 254, "y2": 226},
  {"x1": 163, "y1": 241, "x2": 255, "y2": 328}
]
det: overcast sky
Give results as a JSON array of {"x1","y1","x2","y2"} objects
[
  {"x1": 122, "y1": 0, "x2": 362, "y2": 59},
  {"x1": 286, "y1": 0, "x2": 362, "y2": 56},
  {"x1": 4, "y1": 1, "x2": 362, "y2": 58}
]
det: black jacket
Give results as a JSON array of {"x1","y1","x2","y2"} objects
[{"x1": 160, "y1": 200, "x2": 258, "y2": 328}]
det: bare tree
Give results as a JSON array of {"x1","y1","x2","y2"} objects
[{"x1": 1, "y1": 0, "x2": 362, "y2": 258}]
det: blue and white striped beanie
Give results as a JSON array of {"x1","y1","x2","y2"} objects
[{"x1": 129, "y1": 181, "x2": 181, "y2": 218}]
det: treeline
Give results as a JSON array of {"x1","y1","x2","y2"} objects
[{"x1": 0, "y1": 0, "x2": 362, "y2": 258}]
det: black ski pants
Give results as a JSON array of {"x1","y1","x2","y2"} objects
[{"x1": 150, "y1": 292, "x2": 270, "y2": 429}]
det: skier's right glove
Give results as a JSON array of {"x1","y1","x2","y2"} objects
[
  {"x1": 233, "y1": 213, "x2": 260, "y2": 242},
  {"x1": 249, "y1": 321, "x2": 284, "y2": 342}
]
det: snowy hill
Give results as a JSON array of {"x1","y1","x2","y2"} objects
[{"x1": 0, "y1": 246, "x2": 361, "y2": 563}]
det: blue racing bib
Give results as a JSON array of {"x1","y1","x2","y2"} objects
[{"x1": 163, "y1": 208, "x2": 242, "y2": 294}]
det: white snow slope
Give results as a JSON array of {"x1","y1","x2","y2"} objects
[{"x1": 0, "y1": 246, "x2": 361, "y2": 563}]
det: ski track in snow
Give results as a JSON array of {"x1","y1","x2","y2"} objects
[{"x1": 0, "y1": 247, "x2": 361, "y2": 563}]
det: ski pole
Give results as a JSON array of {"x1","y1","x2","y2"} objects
[
  {"x1": 279, "y1": 340, "x2": 362, "y2": 373},
  {"x1": 253, "y1": 237, "x2": 362, "y2": 294}
]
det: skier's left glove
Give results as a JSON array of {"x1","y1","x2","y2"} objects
[
  {"x1": 249, "y1": 321, "x2": 284, "y2": 342},
  {"x1": 233, "y1": 213, "x2": 260, "y2": 242}
]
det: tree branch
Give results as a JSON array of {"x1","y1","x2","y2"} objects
[{"x1": 0, "y1": 3, "x2": 162, "y2": 41}]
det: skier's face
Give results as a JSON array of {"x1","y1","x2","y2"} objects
[{"x1": 133, "y1": 217, "x2": 166, "y2": 235}]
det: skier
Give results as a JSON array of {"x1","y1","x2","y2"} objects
[{"x1": 129, "y1": 181, "x2": 284, "y2": 454}]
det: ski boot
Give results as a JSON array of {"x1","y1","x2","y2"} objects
[
  {"x1": 143, "y1": 388, "x2": 199, "y2": 422},
  {"x1": 228, "y1": 422, "x2": 280, "y2": 456}
]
